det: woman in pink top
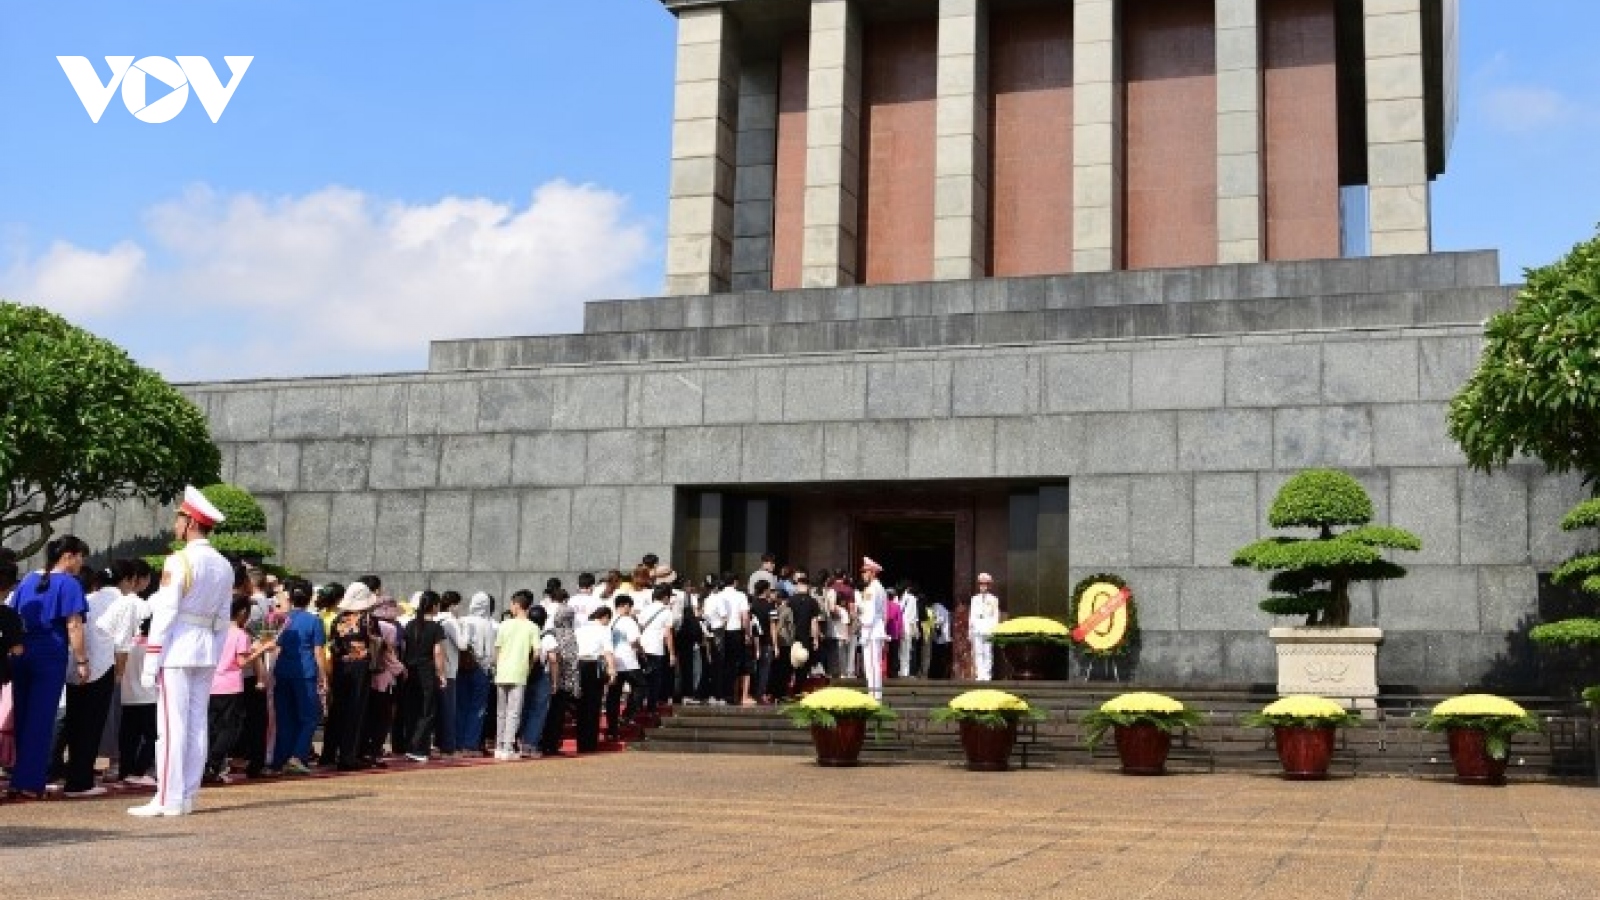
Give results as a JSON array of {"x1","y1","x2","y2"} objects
[{"x1": 205, "y1": 598, "x2": 269, "y2": 783}]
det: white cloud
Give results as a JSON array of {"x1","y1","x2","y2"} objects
[
  {"x1": 1479, "y1": 85, "x2": 1584, "y2": 134},
  {"x1": 3, "y1": 239, "x2": 146, "y2": 318},
  {"x1": 1, "y1": 180, "x2": 656, "y2": 380}
]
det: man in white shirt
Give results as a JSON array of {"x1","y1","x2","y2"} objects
[
  {"x1": 701, "y1": 579, "x2": 728, "y2": 705},
  {"x1": 968, "y1": 573, "x2": 1002, "y2": 681},
  {"x1": 857, "y1": 558, "x2": 888, "y2": 700},
  {"x1": 568, "y1": 573, "x2": 599, "y2": 624},
  {"x1": 131, "y1": 486, "x2": 235, "y2": 818},
  {"x1": 715, "y1": 573, "x2": 751, "y2": 705},
  {"x1": 573, "y1": 607, "x2": 616, "y2": 752},
  {"x1": 896, "y1": 585, "x2": 920, "y2": 678},
  {"x1": 636, "y1": 583, "x2": 675, "y2": 714},
  {"x1": 747, "y1": 553, "x2": 777, "y2": 597},
  {"x1": 605, "y1": 596, "x2": 645, "y2": 741}
]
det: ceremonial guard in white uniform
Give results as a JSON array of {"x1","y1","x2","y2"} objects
[
  {"x1": 968, "y1": 573, "x2": 1001, "y2": 682},
  {"x1": 130, "y1": 487, "x2": 235, "y2": 818},
  {"x1": 857, "y1": 558, "x2": 888, "y2": 700}
]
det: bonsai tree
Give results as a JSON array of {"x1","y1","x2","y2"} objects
[
  {"x1": 1447, "y1": 228, "x2": 1600, "y2": 673},
  {"x1": 1528, "y1": 499, "x2": 1600, "y2": 650},
  {"x1": 1232, "y1": 469, "x2": 1421, "y2": 627},
  {"x1": 1, "y1": 301, "x2": 220, "y2": 556}
]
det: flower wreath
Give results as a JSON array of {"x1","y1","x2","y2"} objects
[{"x1": 1070, "y1": 573, "x2": 1139, "y2": 660}]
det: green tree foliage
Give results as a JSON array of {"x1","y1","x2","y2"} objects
[
  {"x1": 1448, "y1": 227, "x2": 1600, "y2": 480},
  {"x1": 1448, "y1": 230, "x2": 1600, "y2": 649},
  {"x1": 202, "y1": 483, "x2": 268, "y2": 535},
  {"x1": 158, "y1": 484, "x2": 278, "y2": 563},
  {"x1": 0, "y1": 301, "x2": 220, "y2": 557},
  {"x1": 196, "y1": 483, "x2": 276, "y2": 561},
  {"x1": 1233, "y1": 469, "x2": 1421, "y2": 627},
  {"x1": 1530, "y1": 498, "x2": 1600, "y2": 648}
]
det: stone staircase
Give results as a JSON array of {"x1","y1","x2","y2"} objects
[{"x1": 635, "y1": 679, "x2": 1599, "y2": 781}]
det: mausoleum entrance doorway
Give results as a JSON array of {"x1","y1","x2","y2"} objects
[{"x1": 674, "y1": 480, "x2": 1070, "y2": 618}]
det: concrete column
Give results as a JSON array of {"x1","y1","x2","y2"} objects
[
  {"x1": 801, "y1": 0, "x2": 863, "y2": 288},
  {"x1": 732, "y1": 62, "x2": 779, "y2": 292},
  {"x1": 1215, "y1": 0, "x2": 1263, "y2": 263},
  {"x1": 1364, "y1": 0, "x2": 1431, "y2": 255},
  {"x1": 1072, "y1": 0, "x2": 1122, "y2": 273},
  {"x1": 933, "y1": 0, "x2": 989, "y2": 281},
  {"x1": 665, "y1": 7, "x2": 740, "y2": 296}
]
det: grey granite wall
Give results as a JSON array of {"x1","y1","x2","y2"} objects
[{"x1": 47, "y1": 253, "x2": 1578, "y2": 688}]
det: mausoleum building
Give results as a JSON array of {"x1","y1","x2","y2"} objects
[{"x1": 69, "y1": 0, "x2": 1581, "y2": 689}]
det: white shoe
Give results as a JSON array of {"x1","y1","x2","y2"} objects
[
  {"x1": 127, "y1": 801, "x2": 185, "y2": 818},
  {"x1": 64, "y1": 785, "x2": 108, "y2": 799},
  {"x1": 122, "y1": 775, "x2": 158, "y2": 788}
]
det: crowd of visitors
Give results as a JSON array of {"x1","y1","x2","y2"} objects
[{"x1": 0, "y1": 524, "x2": 1004, "y2": 809}]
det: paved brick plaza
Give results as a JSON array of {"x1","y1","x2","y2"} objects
[{"x1": 3, "y1": 754, "x2": 1597, "y2": 899}]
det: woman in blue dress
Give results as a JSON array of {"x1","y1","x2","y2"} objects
[{"x1": 8, "y1": 535, "x2": 91, "y2": 798}]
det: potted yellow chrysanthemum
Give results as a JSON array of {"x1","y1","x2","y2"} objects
[
  {"x1": 1241, "y1": 696, "x2": 1360, "y2": 780},
  {"x1": 929, "y1": 690, "x2": 1046, "y2": 771},
  {"x1": 1080, "y1": 692, "x2": 1202, "y2": 775},
  {"x1": 988, "y1": 616, "x2": 1073, "y2": 679},
  {"x1": 1420, "y1": 694, "x2": 1541, "y2": 785},
  {"x1": 781, "y1": 687, "x2": 897, "y2": 767}
]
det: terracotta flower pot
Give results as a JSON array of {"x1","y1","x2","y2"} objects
[
  {"x1": 1113, "y1": 723, "x2": 1170, "y2": 775},
  {"x1": 958, "y1": 720, "x2": 1018, "y2": 772},
  {"x1": 1001, "y1": 642, "x2": 1059, "y2": 680},
  {"x1": 810, "y1": 718, "x2": 867, "y2": 767},
  {"x1": 1273, "y1": 726, "x2": 1336, "y2": 780},
  {"x1": 1446, "y1": 727, "x2": 1509, "y2": 786}
]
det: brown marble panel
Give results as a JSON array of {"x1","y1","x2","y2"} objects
[
  {"x1": 1124, "y1": 0, "x2": 1218, "y2": 269},
  {"x1": 859, "y1": 20, "x2": 937, "y2": 285},
  {"x1": 988, "y1": 7, "x2": 1074, "y2": 277},
  {"x1": 1264, "y1": 0, "x2": 1341, "y2": 260}
]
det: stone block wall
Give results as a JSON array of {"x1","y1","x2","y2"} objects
[{"x1": 46, "y1": 254, "x2": 1576, "y2": 689}]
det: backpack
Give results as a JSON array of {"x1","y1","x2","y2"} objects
[
  {"x1": 886, "y1": 600, "x2": 904, "y2": 640},
  {"x1": 776, "y1": 606, "x2": 796, "y2": 646},
  {"x1": 457, "y1": 620, "x2": 480, "y2": 674},
  {"x1": 678, "y1": 601, "x2": 704, "y2": 643}
]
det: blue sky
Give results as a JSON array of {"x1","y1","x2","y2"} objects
[{"x1": 0, "y1": 0, "x2": 1595, "y2": 381}]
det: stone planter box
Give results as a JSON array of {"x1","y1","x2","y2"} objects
[{"x1": 1269, "y1": 626, "x2": 1383, "y2": 711}]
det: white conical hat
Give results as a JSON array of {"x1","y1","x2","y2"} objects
[{"x1": 180, "y1": 485, "x2": 226, "y2": 528}]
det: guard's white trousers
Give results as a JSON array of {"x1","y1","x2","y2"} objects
[
  {"x1": 972, "y1": 635, "x2": 994, "y2": 681},
  {"x1": 155, "y1": 666, "x2": 214, "y2": 808},
  {"x1": 863, "y1": 638, "x2": 886, "y2": 699}
]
